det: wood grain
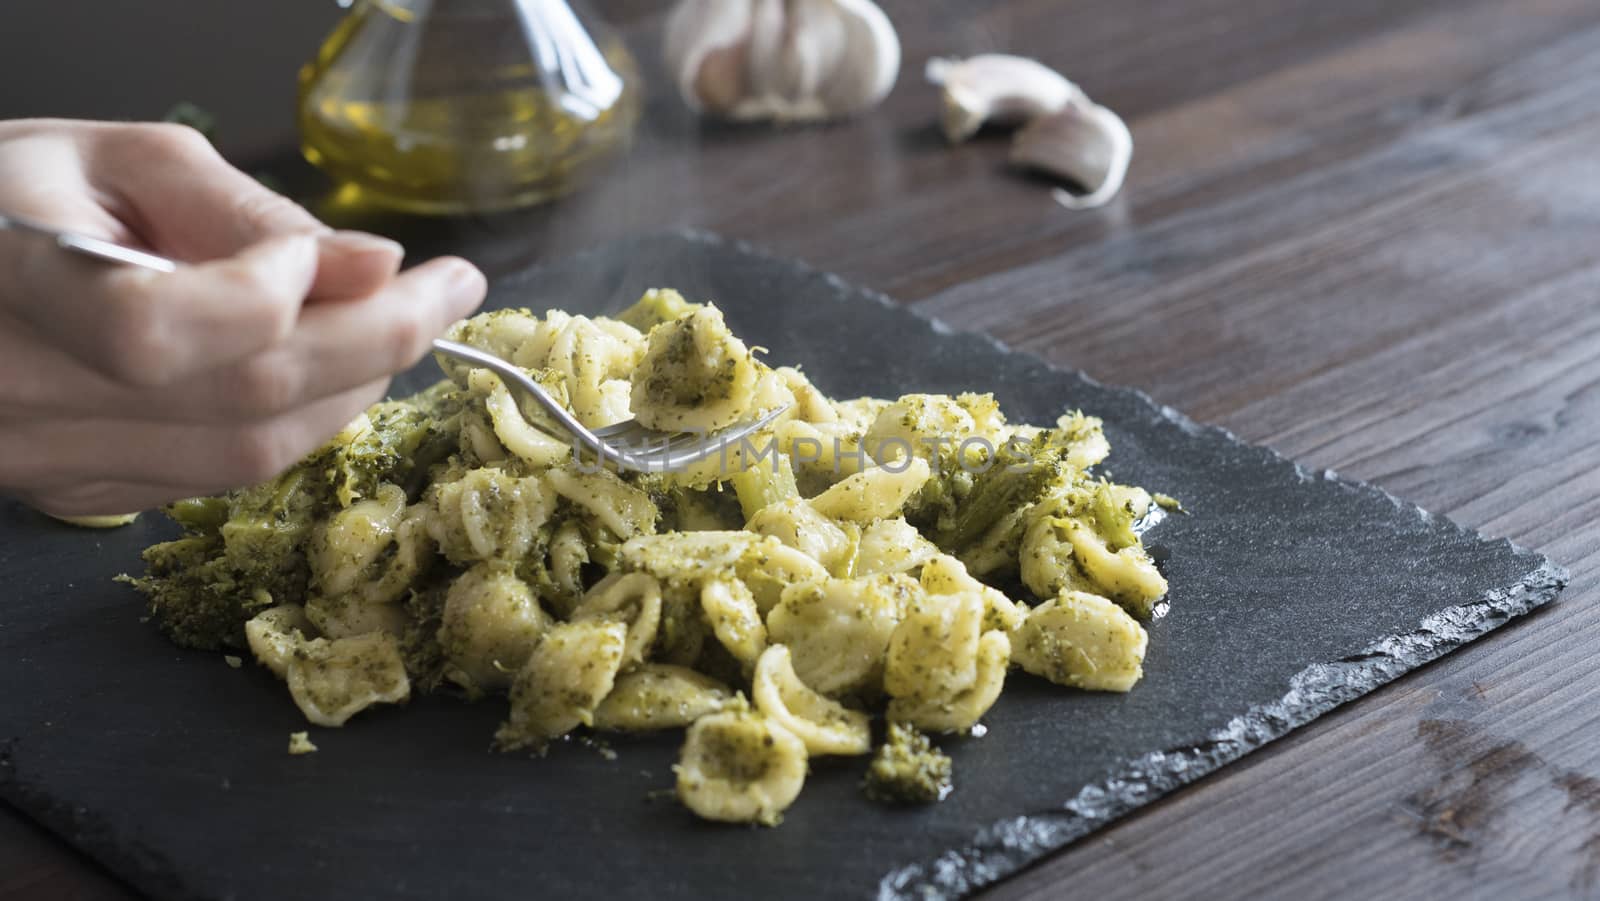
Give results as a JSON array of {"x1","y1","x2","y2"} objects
[{"x1": 4, "y1": 0, "x2": 1600, "y2": 897}]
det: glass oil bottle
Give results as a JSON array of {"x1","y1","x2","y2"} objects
[{"x1": 298, "y1": 0, "x2": 641, "y2": 214}]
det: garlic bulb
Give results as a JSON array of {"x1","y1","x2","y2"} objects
[
  {"x1": 663, "y1": 0, "x2": 901, "y2": 122},
  {"x1": 1010, "y1": 96, "x2": 1133, "y2": 210},
  {"x1": 925, "y1": 54, "x2": 1078, "y2": 143}
]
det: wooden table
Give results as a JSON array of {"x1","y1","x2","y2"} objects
[{"x1": 4, "y1": 0, "x2": 1599, "y2": 897}]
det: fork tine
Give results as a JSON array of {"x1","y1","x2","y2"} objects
[
  {"x1": 434, "y1": 338, "x2": 790, "y2": 473},
  {"x1": 432, "y1": 339, "x2": 611, "y2": 456},
  {"x1": 633, "y1": 407, "x2": 790, "y2": 470}
]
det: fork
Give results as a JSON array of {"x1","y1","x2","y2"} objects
[{"x1": 0, "y1": 211, "x2": 788, "y2": 472}]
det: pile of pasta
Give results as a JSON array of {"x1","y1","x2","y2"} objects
[{"x1": 138, "y1": 289, "x2": 1172, "y2": 826}]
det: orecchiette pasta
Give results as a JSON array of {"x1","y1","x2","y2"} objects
[
  {"x1": 592, "y1": 664, "x2": 733, "y2": 731},
  {"x1": 778, "y1": 419, "x2": 873, "y2": 483},
  {"x1": 542, "y1": 518, "x2": 590, "y2": 618},
  {"x1": 134, "y1": 290, "x2": 1176, "y2": 827},
  {"x1": 285, "y1": 632, "x2": 411, "y2": 728},
  {"x1": 735, "y1": 541, "x2": 830, "y2": 614},
  {"x1": 244, "y1": 604, "x2": 314, "y2": 679},
  {"x1": 440, "y1": 562, "x2": 551, "y2": 692},
  {"x1": 472, "y1": 369, "x2": 572, "y2": 468},
  {"x1": 542, "y1": 315, "x2": 642, "y2": 428},
  {"x1": 920, "y1": 554, "x2": 1028, "y2": 633},
  {"x1": 766, "y1": 575, "x2": 913, "y2": 697},
  {"x1": 674, "y1": 705, "x2": 808, "y2": 826},
  {"x1": 309, "y1": 482, "x2": 406, "y2": 599},
  {"x1": 864, "y1": 394, "x2": 980, "y2": 466},
  {"x1": 1010, "y1": 591, "x2": 1148, "y2": 692},
  {"x1": 884, "y1": 588, "x2": 983, "y2": 704},
  {"x1": 752, "y1": 645, "x2": 872, "y2": 755},
  {"x1": 497, "y1": 620, "x2": 628, "y2": 750},
  {"x1": 700, "y1": 578, "x2": 768, "y2": 668},
  {"x1": 305, "y1": 590, "x2": 408, "y2": 642},
  {"x1": 1022, "y1": 514, "x2": 1167, "y2": 618},
  {"x1": 425, "y1": 467, "x2": 553, "y2": 564},
  {"x1": 808, "y1": 457, "x2": 932, "y2": 523},
  {"x1": 774, "y1": 367, "x2": 836, "y2": 423},
  {"x1": 631, "y1": 305, "x2": 762, "y2": 432},
  {"x1": 571, "y1": 572, "x2": 663, "y2": 666},
  {"x1": 546, "y1": 466, "x2": 658, "y2": 540},
  {"x1": 853, "y1": 518, "x2": 940, "y2": 576},
  {"x1": 746, "y1": 497, "x2": 856, "y2": 577},
  {"x1": 887, "y1": 630, "x2": 1010, "y2": 733}
]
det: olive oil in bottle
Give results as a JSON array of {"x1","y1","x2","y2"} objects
[{"x1": 298, "y1": 0, "x2": 641, "y2": 215}]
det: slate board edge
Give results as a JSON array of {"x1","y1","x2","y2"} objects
[
  {"x1": 491, "y1": 228, "x2": 1571, "y2": 899},
  {"x1": 874, "y1": 558, "x2": 1567, "y2": 899},
  {"x1": 0, "y1": 229, "x2": 1569, "y2": 901},
  {"x1": 0, "y1": 743, "x2": 200, "y2": 901}
]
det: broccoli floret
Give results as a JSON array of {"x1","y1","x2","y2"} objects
[
  {"x1": 863, "y1": 723, "x2": 953, "y2": 803},
  {"x1": 125, "y1": 384, "x2": 464, "y2": 650},
  {"x1": 927, "y1": 433, "x2": 1079, "y2": 553},
  {"x1": 119, "y1": 533, "x2": 252, "y2": 650},
  {"x1": 125, "y1": 467, "x2": 323, "y2": 650},
  {"x1": 1088, "y1": 481, "x2": 1151, "y2": 551},
  {"x1": 327, "y1": 385, "x2": 464, "y2": 505},
  {"x1": 398, "y1": 582, "x2": 451, "y2": 692},
  {"x1": 167, "y1": 496, "x2": 229, "y2": 531}
]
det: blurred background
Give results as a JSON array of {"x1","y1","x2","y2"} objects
[{"x1": 0, "y1": 0, "x2": 1142, "y2": 278}]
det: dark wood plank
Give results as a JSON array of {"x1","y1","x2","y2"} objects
[
  {"x1": 4, "y1": 0, "x2": 1600, "y2": 897},
  {"x1": 0, "y1": 808, "x2": 133, "y2": 901}
]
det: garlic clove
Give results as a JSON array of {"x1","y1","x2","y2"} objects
[
  {"x1": 745, "y1": 0, "x2": 848, "y2": 120},
  {"x1": 1009, "y1": 97, "x2": 1133, "y2": 210},
  {"x1": 744, "y1": 0, "x2": 792, "y2": 102},
  {"x1": 925, "y1": 53, "x2": 1079, "y2": 144},
  {"x1": 664, "y1": 0, "x2": 754, "y2": 116},
  {"x1": 664, "y1": 0, "x2": 901, "y2": 123},
  {"x1": 819, "y1": 0, "x2": 901, "y2": 116}
]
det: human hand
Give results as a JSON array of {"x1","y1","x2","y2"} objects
[{"x1": 0, "y1": 118, "x2": 487, "y2": 517}]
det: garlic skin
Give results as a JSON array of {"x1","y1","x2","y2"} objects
[
  {"x1": 1010, "y1": 97, "x2": 1133, "y2": 210},
  {"x1": 925, "y1": 54, "x2": 1078, "y2": 143},
  {"x1": 663, "y1": 0, "x2": 901, "y2": 123},
  {"x1": 664, "y1": 0, "x2": 754, "y2": 115}
]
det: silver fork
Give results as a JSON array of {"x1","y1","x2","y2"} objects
[{"x1": 0, "y1": 211, "x2": 787, "y2": 472}]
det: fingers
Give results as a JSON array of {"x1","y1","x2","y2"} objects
[
  {"x1": 0, "y1": 121, "x2": 410, "y2": 388},
  {"x1": 0, "y1": 119, "x2": 487, "y2": 514},
  {"x1": 311, "y1": 231, "x2": 406, "y2": 301},
  {"x1": 0, "y1": 127, "x2": 139, "y2": 244},
  {"x1": 1, "y1": 378, "x2": 393, "y2": 504},
  {"x1": 12, "y1": 232, "x2": 323, "y2": 386},
  {"x1": 206, "y1": 257, "x2": 485, "y2": 421},
  {"x1": 0, "y1": 224, "x2": 404, "y2": 385},
  {"x1": 21, "y1": 480, "x2": 211, "y2": 520},
  {"x1": 0, "y1": 256, "x2": 484, "y2": 423},
  {"x1": 81, "y1": 122, "x2": 325, "y2": 257},
  {"x1": 86, "y1": 122, "x2": 408, "y2": 300},
  {"x1": 61, "y1": 122, "x2": 403, "y2": 299}
]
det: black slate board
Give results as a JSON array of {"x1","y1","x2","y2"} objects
[{"x1": 0, "y1": 231, "x2": 1567, "y2": 901}]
